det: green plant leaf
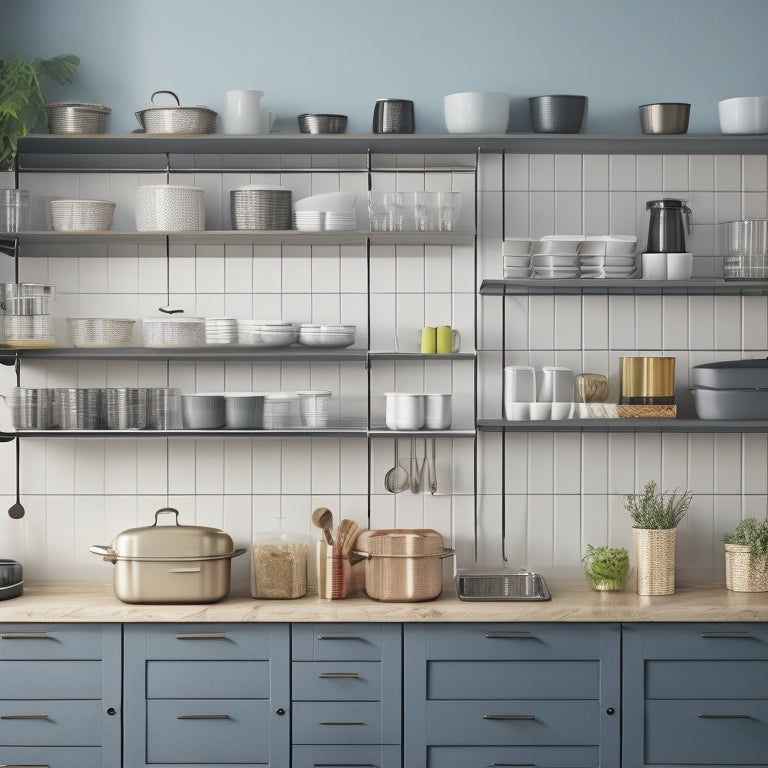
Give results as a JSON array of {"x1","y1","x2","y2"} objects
[{"x1": 34, "y1": 54, "x2": 80, "y2": 85}]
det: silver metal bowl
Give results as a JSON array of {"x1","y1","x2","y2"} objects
[
  {"x1": 639, "y1": 103, "x2": 690, "y2": 135},
  {"x1": 297, "y1": 113, "x2": 348, "y2": 134}
]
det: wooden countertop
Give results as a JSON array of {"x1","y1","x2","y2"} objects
[{"x1": 2, "y1": 580, "x2": 768, "y2": 623}]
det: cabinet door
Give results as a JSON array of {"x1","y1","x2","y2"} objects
[
  {"x1": 404, "y1": 623, "x2": 620, "y2": 768},
  {"x1": 124, "y1": 623, "x2": 290, "y2": 768},
  {"x1": 623, "y1": 622, "x2": 768, "y2": 768}
]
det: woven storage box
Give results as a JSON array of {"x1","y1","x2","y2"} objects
[
  {"x1": 49, "y1": 199, "x2": 115, "y2": 231},
  {"x1": 724, "y1": 543, "x2": 768, "y2": 592},
  {"x1": 46, "y1": 102, "x2": 111, "y2": 134},
  {"x1": 68, "y1": 318, "x2": 136, "y2": 347},
  {"x1": 142, "y1": 316, "x2": 205, "y2": 347},
  {"x1": 230, "y1": 186, "x2": 292, "y2": 230},
  {"x1": 633, "y1": 528, "x2": 677, "y2": 595},
  {"x1": 135, "y1": 185, "x2": 205, "y2": 231}
]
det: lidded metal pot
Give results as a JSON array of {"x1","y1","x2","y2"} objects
[{"x1": 645, "y1": 198, "x2": 692, "y2": 253}]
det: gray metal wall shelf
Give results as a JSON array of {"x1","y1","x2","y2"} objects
[
  {"x1": 478, "y1": 418, "x2": 768, "y2": 434},
  {"x1": 15, "y1": 133, "x2": 768, "y2": 158},
  {"x1": 480, "y1": 278, "x2": 768, "y2": 296}
]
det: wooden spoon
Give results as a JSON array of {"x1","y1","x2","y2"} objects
[{"x1": 312, "y1": 506, "x2": 334, "y2": 545}]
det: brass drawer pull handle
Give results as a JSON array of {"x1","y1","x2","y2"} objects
[
  {"x1": 482, "y1": 714, "x2": 536, "y2": 721},
  {"x1": 698, "y1": 713, "x2": 752, "y2": 719},
  {"x1": 177, "y1": 714, "x2": 230, "y2": 720},
  {"x1": 319, "y1": 721, "x2": 366, "y2": 726},
  {"x1": 484, "y1": 632, "x2": 535, "y2": 639},
  {"x1": 316, "y1": 635, "x2": 363, "y2": 641},
  {"x1": 700, "y1": 632, "x2": 754, "y2": 638},
  {"x1": 1, "y1": 714, "x2": 50, "y2": 720},
  {"x1": 318, "y1": 672, "x2": 360, "y2": 679},
  {"x1": 175, "y1": 633, "x2": 228, "y2": 640},
  {"x1": 0, "y1": 633, "x2": 50, "y2": 640}
]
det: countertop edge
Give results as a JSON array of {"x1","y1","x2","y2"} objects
[{"x1": 2, "y1": 580, "x2": 767, "y2": 623}]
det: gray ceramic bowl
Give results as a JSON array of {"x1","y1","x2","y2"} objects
[{"x1": 530, "y1": 95, "x2": 587, "y2": 133}]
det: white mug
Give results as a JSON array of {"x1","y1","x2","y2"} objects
[
  {"x1": 222, "y1": 90, "x2": 274, "y2": 134},
  {"x1": 666, "y1": 252, "x2": 693, "y2": 280}
]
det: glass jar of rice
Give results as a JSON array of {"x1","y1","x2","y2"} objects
[{"x1": 250, "y1": 532, "x2": 309, "y2": 599}]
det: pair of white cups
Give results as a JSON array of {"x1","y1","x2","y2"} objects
[
  {"x1": 641, "y1": 252, "x2": 693, "y2": 280},
  {"x1": 503, "y1": 365, "x2": 574, "y2": 422}
]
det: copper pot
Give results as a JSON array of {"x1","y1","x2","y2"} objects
[{"x1": 354, "y1": 529, "x2": 454, "y2": 602}]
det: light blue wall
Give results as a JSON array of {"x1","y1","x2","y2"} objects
[{"x1": 2, "y1": 0, "x2": 768, "y2": 135}]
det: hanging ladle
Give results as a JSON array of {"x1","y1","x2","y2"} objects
[
  {"x1": 384, "y1": 440, "x2": 409, "y2": 494},
  {"x1": 8, "y1": 440, "x2": 24, "y2": 519},
  {"x1": 312, "y1": 506, "x2": 334, "y2": 545}
]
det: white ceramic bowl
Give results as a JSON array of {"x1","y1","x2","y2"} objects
[
  {"x1": 384, "y1": 392, "x2": 426, "y2": 430},
  {"x1": 580, "y1": 235, "x2": 637, "y2": 256},
  {"x1": 718, "y1": 96, "x2": 768, "y2": 134},
  {"x1": 502, "y1": 238, "x2": 533, "y2": 255},
  {"x1": 444, "y1": 91, "x2": 509, "y2": 134}
]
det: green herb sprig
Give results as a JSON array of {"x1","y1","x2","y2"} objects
[{"x1": 623, "y1": 480, "x2": 692, "y2": 530}]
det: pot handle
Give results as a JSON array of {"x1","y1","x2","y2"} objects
[
  {"x1": 89, "y1": 545, "x2": 117, "y2": 563},
  {"x1": 151, "y1": 90, "x2": 181, "y2": 106},
  {"x1": 439, "y1": 548, "x2": 456, "y2": 559},
  {"x1": 351, "y1": 550, "x2": 372, "y2": 560},
  {"x1": 153, "y1": 507, "x2": 181, "y2": 527}
]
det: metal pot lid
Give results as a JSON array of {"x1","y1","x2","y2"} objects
[
  {"x1": 136, "y1": 90, "x2": 216, "y2": 118},
  {"x1": 103, "y1": 507, "x2": 236, "y2": 559}
]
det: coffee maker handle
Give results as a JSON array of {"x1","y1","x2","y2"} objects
[{"x1": 684, "y1": 206, "x2": 692, "y2": 235}]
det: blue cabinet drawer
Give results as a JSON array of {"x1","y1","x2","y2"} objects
[
  {"x1": 292, "y1": 661, "x2": 382, "y2": 701},
  {"x1": 146, "y1": 699, "x2": 270, "y2": 764},
  {"x1": 1, "y1": 660, "x2": 102, "y2": 699},
  {"x1": 132, "y1": 623, "x2": 274, "y2": 660},
  {"x1": 0, "y1": 624, "x2": 114, "y2": 660},
  {"x1": 645, "y1": 700, "x2": 768, "y2": 765},
  {"x1": 423, "y1": 700, "x2": 600, "y2": 745},
  {"x1": 416, "y1": 623, "x2": 606, "y2": 661},
  {"x1": 293, "y1": 744, "x2": 401, "y2": 768},
  {"x1": 292, "y1": 702, "x2": 389, "y2": 745},
  {"x1": 425, "y1": 745, "x2": 599, "y2": 768},
  {"x1": 629, "y1": 622, "x2": 768, "y2": 659},
  {"x1": 427, "y1": 659, "x2": 600, "y2": 700},
  {"x1": 0, "y1": 746, "x2": 105, "y2": 768},
  {"x1": 292, "y1": 624, "x2": 400, "y2": 661},
  {"x1": 147, "y1": 660, "x2": 270, "y2": 699},
  {"x1": 646, "y1": 659, "x2": 768, "y2": 699},
  {"x1": 0, "y1": 700, "x2": 103, "y2": 746}
]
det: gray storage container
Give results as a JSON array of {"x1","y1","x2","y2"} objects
[{"x1": 692, "y1": 358, "x2": 768, "y2": 390}]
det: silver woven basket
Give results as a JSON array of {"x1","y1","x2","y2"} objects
[
  {"x1": 135, "y1": 185, "x2": 205, "y2": 231},
  {"x1": 67, "y1": 318, "x2": 136, "y2": 347},
  {"x1": 135, "y1": 90, "x2": 216, "y2": 134},
  {"x1": 46, "y1": 102, "x2": 111, "y2": 134},
  {"x1": 49, "y1": 199, "x2": 115, "y2": 232}
]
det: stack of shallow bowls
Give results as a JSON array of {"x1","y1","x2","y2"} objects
[
  {"x1": 142, "y1": 316, "x2": 205, "y2": 347},
  {"x1": 237, "y1": 319, "x2": 295, "y2": 347},
  {"x1": 263, "y1": 392, "x2": 301, "y2": 429},
  {"x1": 502, "y1": 238, "x2": 533, "y2": 278},
  {"x1": 578, "y1": 236, "x2": 637, "y2": 278},
  {"x1": 531, "y1": 236, "x2": 583, "y2": 279},
  {"x1": 293, "y1": 192, "x2": 357, "y2": 232},
  {"x1": 231, "y1": 184, "x2": 292, "y2": 230},
  {"x1": 204, "y1": 317, "x2": 238, "y2": 344},
  {"x1": 298, "y1": 323, "x2": 356, "y2": 348}
]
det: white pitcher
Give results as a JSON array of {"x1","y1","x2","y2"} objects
[{"x1": 221, "y1": 90, "x2": 273, "y2": 134}]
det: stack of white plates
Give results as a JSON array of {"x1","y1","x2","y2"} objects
[
  {"x1": 502, "y1": 237, "x2": 533, "y2": 278},
  {"x1": 237, "y1": 319, "x2": 296, "y2": 347},
  {"x1": 298, "y1": 323, "x2": 356, "y2": 348},
  {"x1": 230, "y1": 184, "x2": 292, "y2": 230},
  {"x1": 205, "y1": 317, "x2": 238, "y2": 344},
  {"x1": 531, "y1": 236, "x2": 583, "y2": 279},
  {"x1": 578, "y1": 235, "x2": 638, "y2": 278},
  {"x1": 293, "y1": 191, "x2": 357, "y2": 232},
  {"x1": 263, "y1": 392, "x2": 301, "y2": 429}
]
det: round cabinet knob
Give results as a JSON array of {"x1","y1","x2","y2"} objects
[
  {"x1": 107, "y1": 707, "x2": 117, "y2": 716},
  {"x1": 606, "y1": 707, "x2": 615, "y2": 715},
  {"x1": 276, "y1": 707, "x2": 286, "y2": 716}
]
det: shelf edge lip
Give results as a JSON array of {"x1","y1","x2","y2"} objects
[{"x1": 476, "y1": 418, "x2": 768, "y2": 433}]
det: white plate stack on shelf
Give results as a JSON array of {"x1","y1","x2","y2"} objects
[
  {"x1": 293, "y1": 192, "x2": 357, "y2": 232},
  {"x1": 237, "y1": 319, "x2": 297, "y2": 347},
  {"x1": 502, "y1": 238, "x2": 533, "y2": 278},
  {"x1": 579, "y1": 235, "x2": 638, "y2": 278},
  {"x1": 532, "y1": 236, "x2": 582, "y2": 279},
  {"x1": 204, "y1": 317, "x2": 238, "y2": 345}
]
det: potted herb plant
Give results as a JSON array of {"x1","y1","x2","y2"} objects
[
  {"x1": 722, "y1": 517, "x2": 768, "y2": 592},
  {"x1": 0, "y1": 53, "x2": 79, "y2": 171},
  {"x1": 623, "y1": 480, "x2": 692, "y2": 595},
  {"x1": 582, "y1": 544, "x2": 631, "y2": 591}
]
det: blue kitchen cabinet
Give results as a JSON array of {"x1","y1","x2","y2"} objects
[
  {"x1": 0, "y1": 623, "x2": 122, "y2": 768},
  {"x1": 123, "y1": 623, "x2": 290, "y2": 768},
  {"x1": 291, "y1": 623, "x2": 402, "y2": 768},
  {"x1": 623, "y1": 623, "x2": 768, "y2": 768},
  {"x1": 404, "y1": 623, "x2": 621, "y2": 768}
]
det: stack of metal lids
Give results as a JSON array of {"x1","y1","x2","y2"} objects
[{"x1": 230, "y1": 184, "x2": 292, "y2": 230}]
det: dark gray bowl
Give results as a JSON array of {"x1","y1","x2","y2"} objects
[{"x1": 530, "y1": 95, "x2": 587, "y2": 133}]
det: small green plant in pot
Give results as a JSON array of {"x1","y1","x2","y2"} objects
[
  {"x1": 722, "y1": 517, "x2": 768, "y2": 592},
  {"x1": 0, "y1": 53, "x2": 79, "y2": 171},
  {"x1": 582, "y1": 544, "x2": 631, "y2": 591},
  {"x1": 623, "y1": 480, "x2": 693, "y2": 596}
]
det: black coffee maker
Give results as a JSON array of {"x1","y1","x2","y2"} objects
[{"x1": 645, "y1": 198, "x2": 692, "y2": 252}]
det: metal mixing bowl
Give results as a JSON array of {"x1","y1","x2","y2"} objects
[{"x1": 297, "y1": 114, "x2": 348, "y2": 134}]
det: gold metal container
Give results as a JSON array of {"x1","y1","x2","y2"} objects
[{"x1": 620, "y1": 356, "x2": 675, "y2": 405}]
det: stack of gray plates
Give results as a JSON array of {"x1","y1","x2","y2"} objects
[
  {"x1": 231, "y1": 184, "x2": 292, "y2": 230},
  {"x1": 205, "y1": 317, "x2": 238, "y2": 344}
]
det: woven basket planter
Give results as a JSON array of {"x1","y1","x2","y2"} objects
[
  {"x1": 724, "y1": 543, "x2": 768, "y2": 592},
  {"x1": 633, "y1": 528, "x2": 677, "y2": 595}
]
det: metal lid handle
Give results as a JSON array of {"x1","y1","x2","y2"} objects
[{"x1": 153, "y1": 507, "x2": 181, "y2": 527}]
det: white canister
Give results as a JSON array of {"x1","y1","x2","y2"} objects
[
  {"x1": 221, "y1": 89, "x2": 272, "y2": 134},
  {"x1": 503, "y1": 365, "x2": 536, "y2": 420},
  {"x1": 384, "y1": 393, "x2": 426, "y2": 430},
  {"x1": 538, "y1": 366, "x2": 575, "y2": 403},
  {"x1": 425, "y1": 393, "x2": 452, "y2": 429}
]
